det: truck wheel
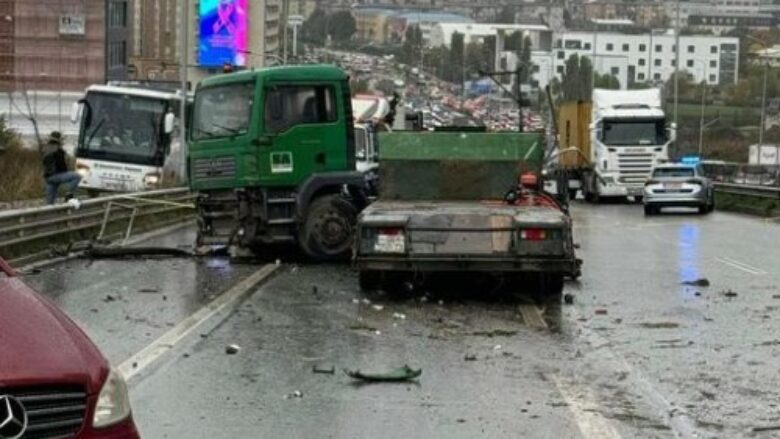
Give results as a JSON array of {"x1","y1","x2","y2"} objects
[
  {"x1": 532, "y1": 274, "x2": 564, "y2": 302},
  {"x1": 299, "y1": 195, "x2": 357, "y2": 261},
  {"x1": 359, "y1": 270, "x2": 382, "y2": 291}
]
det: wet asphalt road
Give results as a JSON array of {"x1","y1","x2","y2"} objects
[{"x1": 23, "y1": 205, "x2": 780, "y2": 438}]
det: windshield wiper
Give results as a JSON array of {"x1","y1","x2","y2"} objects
[{"x1": 85, "y1": 118, "x2": 106, "y2": 149}]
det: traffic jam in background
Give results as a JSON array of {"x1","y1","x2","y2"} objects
[{"x1": 3, "y1": 29, "x2": 780, "y2": 439}]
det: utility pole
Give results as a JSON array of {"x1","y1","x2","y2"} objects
[{"x1": 747, "y1": 35, "x2": 769, "y2": 145}]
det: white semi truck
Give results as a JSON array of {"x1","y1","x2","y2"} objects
[{"x1": 554, "y1": 88, "x2": 676, "y2": 202}]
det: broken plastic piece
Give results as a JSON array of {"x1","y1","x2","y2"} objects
[
  {"x1": 225, "y1": 344, "x2": 241, "y2": 355},
  {"x1": 344, "y1": 365, "x2": 422, "y2": 382},
  {"x1": 681, "y1": 278, "x2": 710, "y2": 287},
  {"x1": 312, "y1": 365, "x2": 335, "y2": 375}
]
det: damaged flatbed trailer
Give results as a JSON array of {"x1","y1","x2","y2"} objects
[{"x1": 354, "y1": 131, "x2": 580, "y2": 299}]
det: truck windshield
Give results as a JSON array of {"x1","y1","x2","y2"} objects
[
  {"x1": 653, "y1": 167, "x2": 695, "y2": 178},
  {"x1": 602, "y1": 119, "x2": 667, "y2": 146},
  {"x1": 192, "y1": 82, "x2": 254, "y2": 140},
  {"x1": 77, "y1": 92, "x2": 169, "y2": 166}
]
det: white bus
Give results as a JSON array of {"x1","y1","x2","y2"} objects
[{"x1": 71, "y1": 84, "x2": 190, "y2": 193}]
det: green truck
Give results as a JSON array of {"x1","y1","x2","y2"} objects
[
  {"x1": 188, "y1": 65, "x2": 368, "y2": 260},
  {"x1": 353, "y1": 130, "x2": 580, "y2": 299}
]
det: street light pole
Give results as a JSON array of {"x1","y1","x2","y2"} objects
[
  {"x1": 698, "y1": 80, "x2": 706, "y2": 155},
  {"x1": 179, "y1": 0, "x2": 190, "y2": 183},
  {"x1": 674, "y1": 0, "x2": 680, "y2": 127},
  {"x1": 747, "y1": 35, "x2": 769, "y2": 145}
]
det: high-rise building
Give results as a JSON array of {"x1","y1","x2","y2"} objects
[
  {"x1": 0, "y1": 0, "x2": 130, "y2": 91},
  {"x1": 130, "y1": 0, "x2": 179, "y2": 81}
]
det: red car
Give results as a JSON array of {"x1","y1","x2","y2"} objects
[{"x1": 0, "y1": 257, "x2": 139, "y2": 438}]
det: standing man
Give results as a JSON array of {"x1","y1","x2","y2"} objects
[{"x1": 42, "y1": 131, "x2": 81, "y2": 204}]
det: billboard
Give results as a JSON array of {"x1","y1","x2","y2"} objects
[{"x1": 199, "y1": 0, "x2": 248, "y2": 67}]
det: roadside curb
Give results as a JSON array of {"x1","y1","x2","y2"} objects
[{"x1": 119, "y1": 263, "x2": 281, "y2": 385}]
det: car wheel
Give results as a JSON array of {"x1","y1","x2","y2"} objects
[
  {"x1": 644, "y1": 205, "x2": 655, "y2": 216},
  {"x1": 359, "y1": 270, "x2": 382, "y2": 291}
]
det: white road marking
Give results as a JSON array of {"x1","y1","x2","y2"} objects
[
  {"x1": 118, "y1": 263, "x2": 279, "y2": 382},
  {"x1": 518, "y1": 305, "x2": 623, "y2": 438},
  {"x1": 549, "y1": 374, "x2": 624, "y2": 439},
  {"x1": 715, "y1": 256, "x2": 766, "y2": 275}
]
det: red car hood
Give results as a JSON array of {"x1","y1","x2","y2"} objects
[{"x1": 0, "y1": 276, "x2": 107, "y2": 394}]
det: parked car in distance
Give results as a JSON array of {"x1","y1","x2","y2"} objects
[
  {"x1": 0, "y1": 257, "x2": 140, "y2": 439},
  {"x1": 643, "y1": 163, "x2": 714, "y2": 215}
]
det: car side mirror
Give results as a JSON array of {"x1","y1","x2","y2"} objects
[{"x1": 163, "y1": 112, "x2": 175, "y2": 134}]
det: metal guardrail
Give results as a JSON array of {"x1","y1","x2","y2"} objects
[
  {"x1": 714, "y1": 182, "x2": 780, "y2": 219},
  {"x1": 0, "y1": 188, "x2": 195, "y2": 265}
]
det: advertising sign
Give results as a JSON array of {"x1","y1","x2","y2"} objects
[{"x1": 199, "y1": 0, "x2": 248, "y2": 67}]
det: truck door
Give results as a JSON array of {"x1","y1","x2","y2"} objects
[{"x1": 260, "y1": 83, "x2": 344, "y2": 185}]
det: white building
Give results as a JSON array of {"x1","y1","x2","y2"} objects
[
  {"x1": 428, "y1": 23, "x2": 552, "y2": 49},
  {"x1": 498, "y1": 31, "x2": 739, "y2": 91},
  {"x1": 665, "y1": 0, "x2": 764, "y2": 28}
]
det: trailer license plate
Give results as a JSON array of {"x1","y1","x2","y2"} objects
[{"x1": 374, "y1": 234, "x2": 405, "y2": 253}]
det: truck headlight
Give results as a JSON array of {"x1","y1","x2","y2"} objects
[
  {"x1": 143, "y1": 172, "x2": 160, "y2": 186},
  {"x1": 92, "y1": 368, "x2": 132, "y2": 428},
  {"x1": 76, "y1": 163, "x2": 90, "y2": 177},
  {"x1": 373, "y1": 228, "x2": 406, "y2": 253}
]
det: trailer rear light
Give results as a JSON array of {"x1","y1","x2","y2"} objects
[
  {"x1": 519, "y1": 228, "x2": 563, "y2": 241},
  {"x1": 374, "y1": 228, "x2": 405, "y2": 253}
]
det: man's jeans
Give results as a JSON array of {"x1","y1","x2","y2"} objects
[{"x1": 45, "y1": 172, "x2": 82, "y2": 204}]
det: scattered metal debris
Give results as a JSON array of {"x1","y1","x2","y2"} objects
[
  {"x1": 225, "y1": 344, "x2": 241, "y2": 355},
  {"x1": 639, "y1": 322, "x2": 681, "y2": 329},
  {"x1": 595, "y1": 309, "x2": 608, "y2": 315},
  {"x1": 345, "y1": 365, "x2": 422, "y2": 382},
  {"x1": 721, "y1": 290, "x2": 738, "y2": 298},
  {"x1": 682, "y1": 278, "x2": 710, "y2": 287},
  {"x1": 312, "y1": 365, "x2": 336, "y2": 375},
  {"x1": 464, "y1": 354, "x2": 478, "y2": 361},
  {"x1": 563, "y1": 293, "x2": 574, "y2": 305},
  {"x1": 284, "y1": 390, "x2": 303, "y2": 399},
  {"x1": 470, "y1": 329, "x2": 518, "y2": 337}
]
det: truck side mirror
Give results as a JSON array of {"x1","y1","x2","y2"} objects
[
  {"x1": 667, "y1": 122, "x2": 677, "y2": 142},
  {"x1": 70, "y1": 102, "x2": 82, "y2": 124},
  {"x1": 163, "y1": 112, "x2": 175, "y2": 134}
]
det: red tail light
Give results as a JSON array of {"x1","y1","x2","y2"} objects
[{"x1": 520, "y1": 229, "x2": 547, "y2": 241}]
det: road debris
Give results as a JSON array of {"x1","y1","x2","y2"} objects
[
  {"x1": 345, "y1": 365, "x2": 422, "y2": 383},
  {"x1": 470, "y1": 329, "x2": 518, "y2": 337},
  {"x1": 85, "y1": 246, "x2": 193, "y2": 259},
  {"x1": 349, "y1": 323, "x2": 378, "y2": 332},
  {"x1": 493, "y1": 344, "x2": 502, "y2": 350},
  {"x1": 682, "y1": 278, "x2": 710, "y2": 287},
  {"x1": 721, "y1": 290, "x2": 738, "y2": 298},
  {"x1": 312, "y1": 365, "x2": 336, "y2": 375},
  {"x1": 639, "y1": 322, "x2": 681, "y2": 329},
  {"x1": 772, "y1": 294, "x2": 780, "y2": 299},
  {"x1": 284, "y1": 390, "x2": 303, "y2": 399},
  {"x1": 752, "y1": 425, "x2": 780, "y2": 433},
  {"x1": 371, "y1": 304, "x2": 384, "y2": 311},
  {"x1": 563, "y1": 293, "x2": 574, "y2": 305},
  {"x1": 595, "y1": 309, "x2": 608, "y2": 315},
  {"x1": 392, "y1": 312, "x2": 406, "y2": 320},
  {"x1": 103, "y1": 294, "x2": 116, "y2": 303},
  {"x1": 225, "y1": 344, "x2": 241, "y2": 355},
  {"x1": 138, "y1": 288, "x2": 160, "y2": 293},
  {"x1": 464, "y1": 354, "x2": 478, "y2": 361}
]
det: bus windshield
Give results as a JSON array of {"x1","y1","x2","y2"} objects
[
  {"x1": 601, "y1": 119, "x2": 667, "y2": 146},
  {"x1": 77, "y1": 92, "x2": 169, "y2": 166}
]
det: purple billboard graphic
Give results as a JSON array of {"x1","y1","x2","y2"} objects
[{"x1": 199, "y1": 0, "x2": 248, "y2": 67}]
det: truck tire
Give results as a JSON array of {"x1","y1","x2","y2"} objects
[
  {"x1": 359, "y1": 270, "x2": 382, "y2": 291},
  {"x1": 532, "y1": 274, "x2": 564, "y2": 302},
  {"x1": 299, "y1": 194, "x2": 357, "y2": 261}
]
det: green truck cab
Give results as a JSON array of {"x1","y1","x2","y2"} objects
[{"x1": 189, "y1": 65, "x2": 367, "y2": 260}]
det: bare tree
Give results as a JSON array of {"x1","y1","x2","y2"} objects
[{"x1": 6, "y1": 82, "x2": 44, "y2": 154}]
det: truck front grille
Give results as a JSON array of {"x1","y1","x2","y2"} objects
[
  {"x1": 193, "y1": 156, "x2": 237, "y2": 180},
  {"x1": 0, "y1": 385, "x2": 87, "y2": 438},
  {"x1": 617, "y1": 153, "x2": 654, "y2": 183}
]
